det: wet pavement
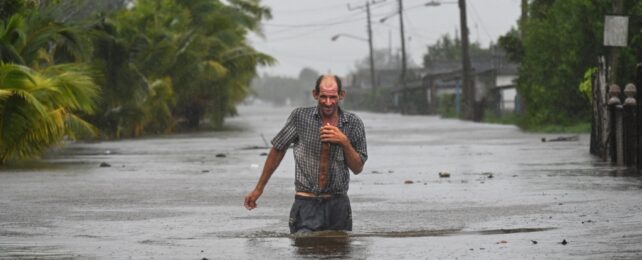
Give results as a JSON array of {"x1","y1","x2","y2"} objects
[{"x1": 1, "y1": 103, "x2": 642, "y2": 259}]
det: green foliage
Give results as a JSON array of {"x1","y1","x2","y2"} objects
[
  {"x1": 0, "y1": 0, "x2": 26, "y2": 20},
  {"x1": 483, "y1": 111, "x2": 518, "y2": 125},
  {"x1": 437, "y1": 93, "x2": 458, "y2": 118},
  {"x1": 423, "y1": 34, "x2": 490, "y2": 67},
  {"x1": 516, "y1": 0, "x2": 608, "y2": 129},
  {"x1": 0, "y1": 0, "x2": 274, "y2": 164},
  {"x1": 497, "y1": 28, "x2": 523, "y2": 63},
  {"x1": 0, "y1": 63, "x2": 98, "y2": 164},
  {"x1": 0, "y1": 8, "x2": 88, "y2": 66},
  {"x1": 90, "y1": 0, "x2": 274, "y2": 135},
  {"x1": 579, "y1": 67, "x2": 596, "y2": 103}
]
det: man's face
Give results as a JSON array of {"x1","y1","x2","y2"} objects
[{"x1": 314, "y1": 77, "x2": 344, "y2": 117}]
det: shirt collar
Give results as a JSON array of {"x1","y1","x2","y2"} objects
[{"x1": 313, "y1": 106, "x2": 349, "y2": 125}]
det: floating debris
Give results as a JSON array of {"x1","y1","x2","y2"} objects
[
  {"x1": 216, "y1": 153, "x2": 226, "y2": 158},
  {"x1": 99, "y1": 162, "x2": 111, "y2": 167},
  {"x1": 202, "y1": 170, "x2": 210, "y2": 173},
  {"x1": 438, "y1": 172, "x2": 450, "y2": 178},
  {"x1": 481, "y1": 172, "x2": 494, "y2": 178},
  {"x1": 404, "y1": 180, "x2": 414, "y2": 184},
  {"x1": 259, "y1": 152, "x2": 268, "y2": 156},
  {"x1": 542, "y1": 136, "x2": 579, "y2": 142},
  {"x1": 560, "y1": 239, "x2": 568, "y2": 245},
  {"x1": 531, "y1": 240, "x2": 538, "y2": 244}
]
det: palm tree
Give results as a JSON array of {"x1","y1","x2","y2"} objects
[
  {"x1": 0, "y1": 63, "x2": 98, "y2": 165},
  {"x1": 0, "y1": 9, "x2": 87, "y2": 66}
]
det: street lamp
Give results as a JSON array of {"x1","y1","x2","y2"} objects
[
  {"x1": 331, "y1": 34, "x2": 367, "y2": 42},
  {"x1": 331, "y1": 33, "x2": 376, "y2": 91},
  {"x1": 425, "y1": 0, "x2": 458, "y2": 6}
]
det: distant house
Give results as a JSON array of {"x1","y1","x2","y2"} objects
[
  {"x1": 392, "y1": 52, "x2": 519, "y2": 116},
  {"x1": 343, "y1": 51, "x2": 518, "y2": 117}
]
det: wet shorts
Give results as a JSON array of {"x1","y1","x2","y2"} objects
[{"x1": 288, "y1": 194, "x2": 352, "y2": 233}]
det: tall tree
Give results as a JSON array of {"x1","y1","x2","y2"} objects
[
  {"x1": 516, "y1": 0, "x2": 610, "y2": 128},
  {"x1": 422, "y1": 34, "x2": 489, "y2": 68},
  {"x1": 90, "y1": 0, "x2": 274, "y2": 136}
]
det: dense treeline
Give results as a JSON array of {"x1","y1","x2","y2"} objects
[
  {"x1": 499, "y1": 0, "x2": 642, "y2": 130},
  {"x1": 0, "y1": 0, "x2": 273, "y2": 164}
]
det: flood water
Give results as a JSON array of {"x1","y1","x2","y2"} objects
[{"x1": 1, "y1": 103, "x2": 642, "y2": 259}]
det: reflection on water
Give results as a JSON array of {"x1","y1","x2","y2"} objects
[
  {"x1": 290, "y1": 231, "x2": 368, "y2": 259},
  {"x1": 292, "y1": 235, "x2": 352, "y2": 258}
]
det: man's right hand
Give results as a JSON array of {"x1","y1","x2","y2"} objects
[{"x1": 244, "y1": 189, "x2": 262, "y2": 210}]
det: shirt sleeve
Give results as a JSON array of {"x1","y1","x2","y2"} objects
[{"x1": 271, "y1": 109, "x2": 299, "y2": 150}]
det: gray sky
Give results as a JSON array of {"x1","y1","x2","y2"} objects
[{"x1": 249, "y1": 0, "x2": 521, "y2": 78}]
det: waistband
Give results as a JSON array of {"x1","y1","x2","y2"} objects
[{"x1": 295, "y1": 191, "x2": 347, "y2": 200}]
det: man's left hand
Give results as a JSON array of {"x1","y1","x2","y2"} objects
[{"x1": 320, "y1": 124, "x2": 348, "y2": 146}]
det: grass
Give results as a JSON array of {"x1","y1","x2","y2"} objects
[{"x1": 482, "y1": 111, "x2": 591, "y2": 133}]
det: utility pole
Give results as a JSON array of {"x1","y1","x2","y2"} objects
[
  {"x1": 348, "y1": 1, "x2": 382, "y2": 91},
  {"x1": 458, "y1": 0, "x2": 474, "y2": 121},
  {"x1": 397, "y1": 0, "x2": 407, "y2": 113},
  {"x1": 366, "y1": 1, "x2": 376, "y2": 89},
  {"x1": 609, "y1": 0, "x2": 624, "y2": 84},
  {"x1": 397, "y1": 0, "x2": 407, "y2": 87}
]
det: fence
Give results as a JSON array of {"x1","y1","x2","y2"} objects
[{"x1": 591, "y1": 57, "x2": 640, "y2": 169}]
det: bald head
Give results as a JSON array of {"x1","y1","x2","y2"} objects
[{"x1": 314, "y1": 74, "x2": 342, "y2": 93}]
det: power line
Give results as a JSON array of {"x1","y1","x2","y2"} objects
[
  {"x1": 271, "y1": 2, "x2": 348, "y2": 14},
  {"x1": 467, "y1": 0, "x2": 493, "y2": 43},
  {"x1": 264, "y1": 14, "x2": 366, "y2": 29}
]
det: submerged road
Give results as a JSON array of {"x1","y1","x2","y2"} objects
[{"x1": 1, "y1": 103, "x2": 642, "y2": 259}]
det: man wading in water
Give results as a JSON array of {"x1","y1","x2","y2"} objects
[{"x1": 244, "y1": 74, "x2": 368, "y2": 233}]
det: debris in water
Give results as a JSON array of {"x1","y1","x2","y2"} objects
[
  {"x1": 202, "y1": 170, "x2": 210, "y2": 173},
  {"x1": 99, "y1": 162, "x2": 111, "y2": 167},
  {"x1": 542, "y1": 136, "x2": 579, "y2": 142},
  {"x1": 561, "y1": 239, "x2": 568, "y2": 245},
  {"x1": 260, "y1": 152, "x2": 268, "y2": 156},
  {"x1": 438, "y1": 172, "x2": 450, "y2": 178},
  {"x1": 216, "y1": 153, "x2": 226, "y2": 158},
  {"x1": 531, "y1": 240, "x2": 538, "y2": 244},
  {"x1": 404, "y1": 180, "x2": 414, "y2": 184}
]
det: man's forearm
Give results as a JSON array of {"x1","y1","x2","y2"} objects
[
  {"x1": 341, "y1": 141, "x2": 364, "y2": 174},
  {"x1": 254, "y1": 147, "x2": 286, "y2": 191}
]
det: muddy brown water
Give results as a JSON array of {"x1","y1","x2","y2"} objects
[{"x1": 1, "y1": 103, "x2": 642, "y2": 259}]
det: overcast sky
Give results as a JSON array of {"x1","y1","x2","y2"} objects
[{"x1": 249, "y1": 0, "x2": 521, "y2": 78}]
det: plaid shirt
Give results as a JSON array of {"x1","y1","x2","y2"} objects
[{"x1": 272, "y1": 106, "x2": 368, "y2": 194}]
